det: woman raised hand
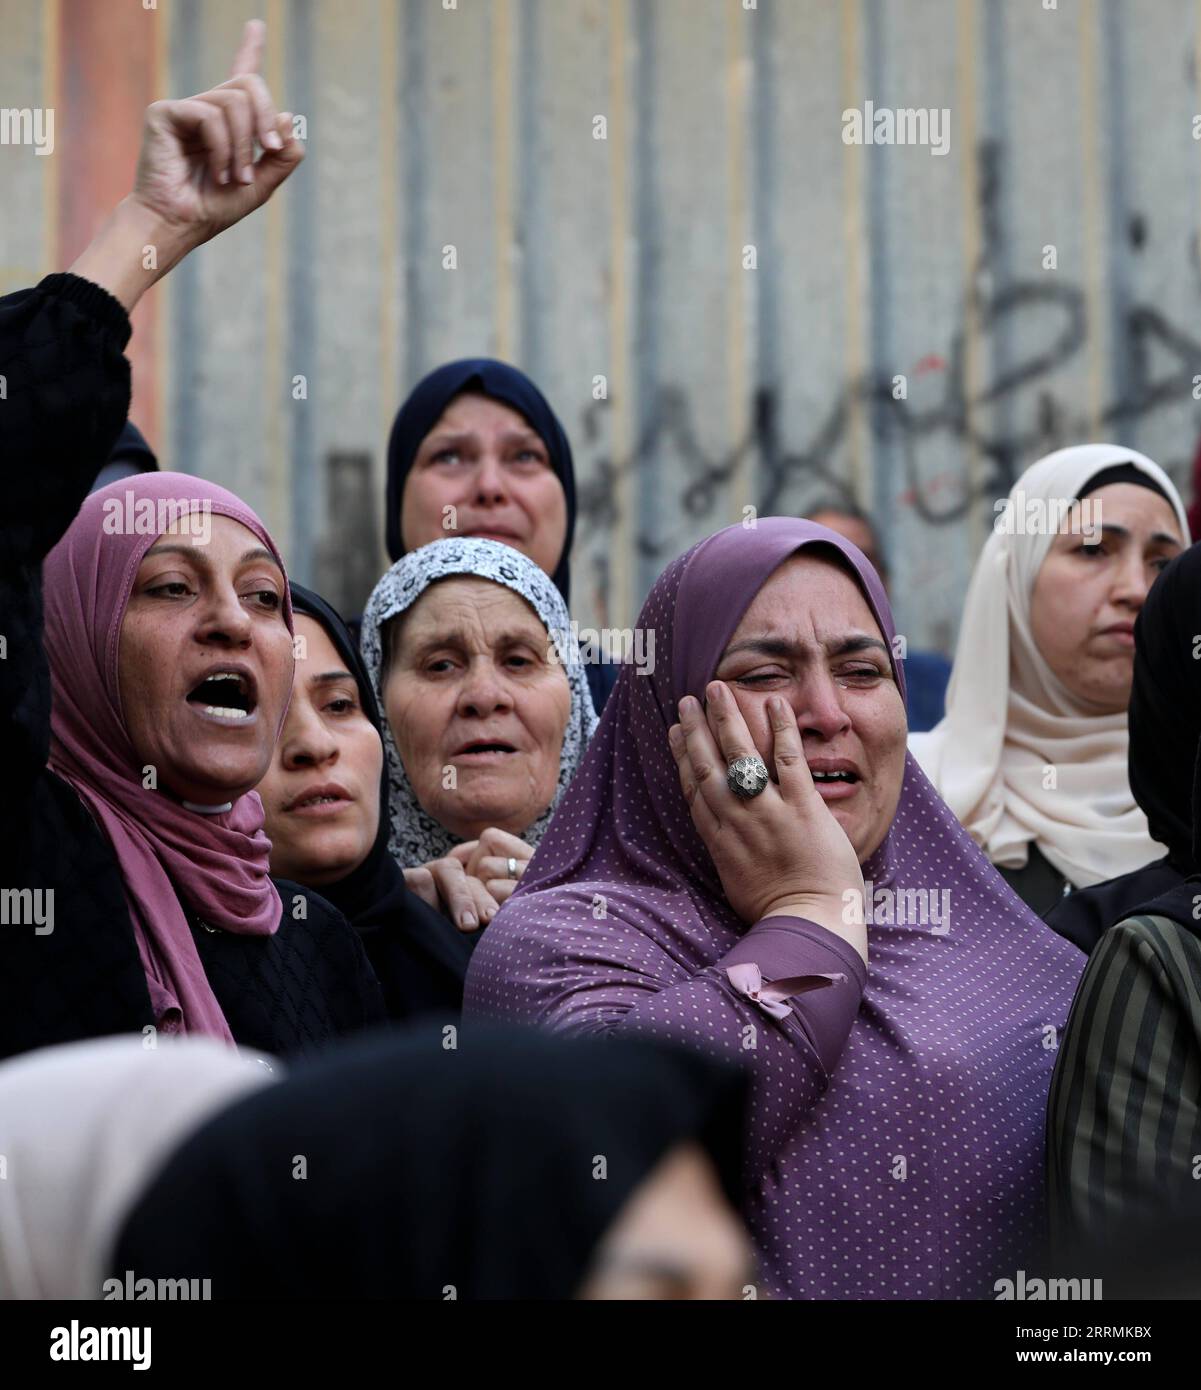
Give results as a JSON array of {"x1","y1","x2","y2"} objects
[
  {"x1": 669, "y1": 682, "x2": 867, "y2": 962},
  {"x1": 69, "y1": 19, "x2": 304, "y2": 312},
  {"x1": 133, "y1": 20, "x2": 300, "y2": 232}
]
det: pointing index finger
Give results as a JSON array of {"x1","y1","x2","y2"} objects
[{"x1": 228, "y1": 18, "x2": 266, "y2": 79}]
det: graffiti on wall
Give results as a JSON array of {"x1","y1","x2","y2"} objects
[{"x1": 575, "y1": 140, "x2": 1201, "y2": 613}]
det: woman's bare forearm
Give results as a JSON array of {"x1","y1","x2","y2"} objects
[{"x1": 67, "y1": 197, "x2": 196, "y2": 314}]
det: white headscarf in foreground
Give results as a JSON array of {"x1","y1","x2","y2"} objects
[
  {"x1": 910, "y1": 444, "x2": 1188, "y2": 889},
  {"x1": 0, "y1": 1037, "x2": 276, "y2": 1299},
  {"x1": 361, "y1": 538, "x2": 599, "y2": 867}
]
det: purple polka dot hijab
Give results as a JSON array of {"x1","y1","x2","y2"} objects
[
  {"x1": 360, "y1": 539, "x2": 598, "y2": 867},
  {"x1": 465, "y1": 517, "x2": 1085, "y2": 1299},
  {"x1": 476, "y1": 517, "x2": 913, "y2": 902}
]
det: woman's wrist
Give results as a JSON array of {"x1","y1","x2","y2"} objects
[
  {"x1": 67, "y1": 196, "x2": 198, "y2": 313},
  {"x1": 759, "y1": 892, "x2": 869, "y2": 964}
]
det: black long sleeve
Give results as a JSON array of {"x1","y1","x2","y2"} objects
[
  {"x1": 0, "y1": 277, "x2": 384, "y2": 1059},
  {"x1": 0, "y1": 275, "x2": 153, "y2": 1055},
  {"x1": 0, "y1": 273, "x2": 132, "y2": 818}
]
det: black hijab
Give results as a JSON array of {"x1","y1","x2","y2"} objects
[
  {"x1": 88, "y1": 419, "x2": 159, "y2": 494},
  {"x1": 289, "y1": 584, "x2": 473, "y2": 1017},
  {"x1": 112, "y1": 1021, "x2": 750, "y2": 1299},
  {"x1": 1048, "y1": 541, "x2": 1201, "y2": 950},
  {"x1": 384, "y1": 358, "x2": 577, "y2": 601},
  {"x1": 1124, "y1": 542, "x2": 1201, "y2": 937}
]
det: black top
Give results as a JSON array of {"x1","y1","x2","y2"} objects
[
  {"x1": 996, "y1": 843, "x2": 1071, "y2": 919},
  {"x1": 1046, "y1": 855, "x2": 1183, "y2": 955},
  {"x1": 0, "y1": 274, "x2": 384, "y2": 1062}
]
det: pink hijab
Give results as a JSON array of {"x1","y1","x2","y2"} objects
[{"x1": 42, "y1": 473, "x2": 294, "y2": 1042}]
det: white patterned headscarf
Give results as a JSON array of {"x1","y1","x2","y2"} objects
[{"x1": 361, "y1": 539, "x2": 598, "y2": 867}]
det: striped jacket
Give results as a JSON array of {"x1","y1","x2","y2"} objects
[{"x1": 1048, "y1": 913, "x2": 1201, "y2": 1294}]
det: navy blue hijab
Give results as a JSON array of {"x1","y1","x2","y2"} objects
[{"x1": 385, "y1": 359, "x2": 578, "y2": 602}]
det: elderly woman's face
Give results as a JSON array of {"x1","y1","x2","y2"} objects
[
  {"x1": 118, "y1": 515, "x2": 294, "y2": 806},
  {"x1": 382, "y1": 577, "x2": 572, "y2": 843},
  {"x1": 258, "y1": 615, "x2": 384, "y2": 887},
  {"x1": 1029, "y1": 482, "x2": 1183, "y2": 713},
  {"x1": 713, "y1": 551, "x2": 908, "y2": 862},
  {"x1": 401, "y1": 393, "x2": 568, "y2": 579}
]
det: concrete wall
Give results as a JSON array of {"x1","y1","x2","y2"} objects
[{"x1": 3, "y1": 0, "x2": 1201, "y2": 647}]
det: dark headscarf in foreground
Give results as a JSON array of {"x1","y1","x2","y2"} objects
[
  {"x1": 466, "y1": 516, "x2": 1084, "y2": 1299},
  {"x1": 1048, "y1": 541, "x2": 1201, "y2": 952},
  {"x1": 112, "y1": 1021, "x2": 747, "y2": 1299},
  {"x1": 385, "y1": 358, "x2": 577, "y2": 601},
  {"x1": 289, "y1": 584, "x2": 472, "y2": 1017}
]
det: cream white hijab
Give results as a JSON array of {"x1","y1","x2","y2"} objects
[
  {"x1": 0, "y1": 1036, "x2": 276, "y2": 1299},
  {"x1": 910, "y1": 444, "x2": 1188, "y2": 889}
]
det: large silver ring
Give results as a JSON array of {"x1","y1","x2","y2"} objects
[
  {"x1": 506, "y1": 856, "x2": 519, "y2": 879},
  {"x1": 727, "y1": 755, "x2": 770, "y2": 799}
]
